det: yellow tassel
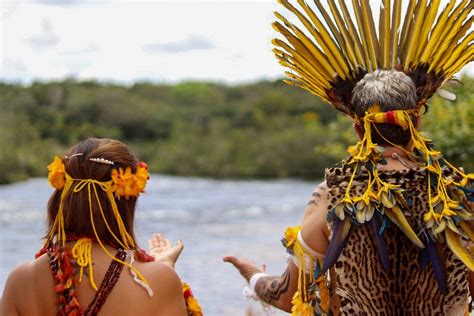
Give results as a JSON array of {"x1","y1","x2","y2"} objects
[{"x1": 72, "y1": 238, "x2": 98, "y2": 291}]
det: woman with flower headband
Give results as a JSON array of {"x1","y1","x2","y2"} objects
[
  {"x1": 1, "y1": 138, "x2": 202, "y2": 316},
  {"x1": 225, "y1": 1, "x2": 473, "y2": 315}
]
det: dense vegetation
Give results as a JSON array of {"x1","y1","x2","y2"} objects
[{"x1": 0, "y1": 77, "x2": 472, "y2": 184}]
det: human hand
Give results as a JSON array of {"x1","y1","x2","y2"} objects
[
  {"x1": 223, "y1": 256, "x2": 266, "y2": 282},
  {"x1": 148, "y1": 233, "x2": 184, "y2": 268}
]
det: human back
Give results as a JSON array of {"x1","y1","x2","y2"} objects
[
  {"x1": 3, "y1": 244, "x2": 185, "y2": 316},
  {"x1": 323, "y1": 70, "x2": 471, "y2": 314},
  {"x1": 1, "y1": 138, "x2": 188, "y2": 316}
]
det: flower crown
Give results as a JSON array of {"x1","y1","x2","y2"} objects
[{"x1": 47, "y1": 155, "x2": 149, "y2": 199}]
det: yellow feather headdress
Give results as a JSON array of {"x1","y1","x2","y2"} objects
[{"x1": 273, "y1": 0, "x2": 473, "y2": 115}]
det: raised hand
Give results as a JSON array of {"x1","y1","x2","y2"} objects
[
  {"x1": 223, "y1": 256, "x2": 266, "y2": 282},
  {"x1": 148, "y1": 233, "x2": 184, "y2": 268}
]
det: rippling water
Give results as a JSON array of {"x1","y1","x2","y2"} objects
[{"x1": 0, "y1": 175, "x2": 318, "y2": 315}]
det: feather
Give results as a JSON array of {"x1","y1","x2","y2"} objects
[
  {"x1": 419, "y1": 248, "x2": 429, "y2": 271},
  {"x1": 293, "y1": 0, "x2": 351, "y2": 78},
  {"x1": 445, "y1": 228, "x2": 474, "y2": 271},
  {"x1": 398, "y1": 0, "x2": 416, "y2": 60},
  {"x1": 436, "y1": 88, "x2": 456, "y2": 101},
  {"x1": 272, "y1": 21, "x2": 336, "y2": 79},
  {"x1": 442, "y1": 33, "x2": 474, "y2": 72},
  {"x1": 429, "y1": 0, "x2": 472, "y2": 71},
  {"x1": 337, "y1": 0, "x2": 365, "y2": 67},
  {"x1": 322, "y1": 216, "x2": 352, "y2": 273},
  {"x1": 361, "y1": 0, "x2": 380, "y2": 69},
  {"x1": 370, "y1": 216, "x2": 390, "y2": 271},
  {"x1": 379, "y1": 0, "x2": 391, "y2": 68},
  {"x1": 384, "y1": 205, "x2": 425, "y2": 248},
  {"x1": 313, "y1": 0, "x2": 346, "y2": 52},
  {"x1": 390, "y1": 0, "x2": 402, "y2": 67},
  {"x1": 420, "y1": 0, "x2": 456, "y2": 63},
  {"x1": 426, "y1": 236, "x2": 448, "y2": 295},
  {"x1": 414, "y1": 0, "x2": 441, "y2": 61},
  {"x1": 352, "y1": 0, "x2": 373, "y2": 71},
  {"x1": 459, "y1": 221, "x2": 474, "y2": 241},
  {"x1": 403, "y1": 0, "x2": 428, "y2": 70},
  {"x1": 271, "y1": 36, "x2": 332, "y2": 83},
  {"x1": 325, "y1": 0, "x2": 360, "y2": 72}
]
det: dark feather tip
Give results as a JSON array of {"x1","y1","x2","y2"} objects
[{"x1": 370, "y1": 217, "x2": 390, "y2": 271}]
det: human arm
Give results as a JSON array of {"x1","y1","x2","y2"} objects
[{"x1": 224, "y1": 182, "x2": 330, "y2": 312}]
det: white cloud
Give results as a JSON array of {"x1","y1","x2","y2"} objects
[
  {"x1": 1, "y1": 0, "x2": 472, "y2": 84},
  {"x1": 25, "y1": 18, "x2": 59, "y2": 50},
  {"x1": 143, "y1": 34, "x2": 215, "y2": 54}
]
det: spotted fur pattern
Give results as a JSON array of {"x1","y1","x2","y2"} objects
[{"x1": 325, "y1": 167, "x2": 469, "y2": 315}]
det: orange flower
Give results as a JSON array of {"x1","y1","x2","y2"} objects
[
  {"x1": 48, "y1": 156, "x2": 66, "y2": 189},
  {"x1": 110, "y1": 163, "x2": 149, "y2": 199}
]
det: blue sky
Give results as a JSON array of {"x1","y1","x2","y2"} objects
[{"x1": 1, "y1": 0, "x2": 472, "y2": 84}]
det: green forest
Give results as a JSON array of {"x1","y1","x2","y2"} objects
[{"x1": 0, "y1": 77, "x2": 473, "y2": 184}]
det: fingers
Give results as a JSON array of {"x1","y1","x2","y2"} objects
[
  {"x1": 176, "y1": 239, "x2": 184, "y2": 250},
  {"x1": 259, "y1": 263, "x2": 266, "y2": 272},
  {"x1": 223, "y1": 256, "x2": 239, "y2": 265}
]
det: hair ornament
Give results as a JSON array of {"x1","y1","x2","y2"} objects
[
  {"x1": 47, "y1": 156, "x2": 149, "y2": 199},
  {"x1": 64, "y1": 153, "x2": 84, "y2": 159},
  {"x1": 110, "y1": 162, "x2": 149, "y2": 199},
  {"x1": 48, "y1": 156, "x2": 66, "y2": 190},
  {"x1": 89, "y1": 157, "x2": 114, "y2": 165}
]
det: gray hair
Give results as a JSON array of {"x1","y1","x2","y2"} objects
[{"x1": 351, "y1": 69, "x2": 417, "y2": 116}]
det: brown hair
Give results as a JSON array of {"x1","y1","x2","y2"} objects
[
  {"x1": 47, "y1": 138, "x2": 138, "y2": 246},
  {"x1": 351, "y1": 69, "x2": 418, "y2": 146}
]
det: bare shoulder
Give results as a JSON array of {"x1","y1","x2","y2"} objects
[
  {"x1": 300, "y1": 181, "x2": 330, "y2": 254},
  {"x1": 303, "y1": 181, "x2": 329, "y2": 220},
  {"x1": 137, "y1": 261, "x2": 187, "y2": 315},
  {"x1": 1, "y1": 261, "x2": 33, "y2": 315},
  {"x1": 139, "y1": 261, "x2": 183, "y2": 295},
  {"x1": 4, "y1": 261, "x2": 33, "y2": 290}
]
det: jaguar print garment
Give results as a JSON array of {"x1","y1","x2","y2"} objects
[{"x1": 325, "y1": 166, "x2": 470, "y2": 316}]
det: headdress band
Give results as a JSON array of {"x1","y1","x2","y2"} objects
[{"x1": 353, "y1": 105, "x2": 420, "y2": 131}]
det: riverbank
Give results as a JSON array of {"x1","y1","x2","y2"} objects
[{"x1": 1, "y1": 77, "x2": 472, "y2": 184}]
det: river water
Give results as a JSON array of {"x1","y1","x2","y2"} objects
[{"x1": 0, "y1": 175, "x2": 319, "y2": 315}]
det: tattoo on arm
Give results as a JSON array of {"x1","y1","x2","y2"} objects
[
  {"x1": 307, "y1": 183, "x2": 326, "y2": 207},
  {"x1": 254, "y1": 268, "x2": 291, "y2": 304}
]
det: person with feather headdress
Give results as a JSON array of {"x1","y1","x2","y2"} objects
[{"x1": 224, "y1": 1, "x2": 473, "y2": 315}]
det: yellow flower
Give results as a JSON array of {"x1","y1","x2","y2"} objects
[
  {"x1": 135, "y1": 162, "x2": 149, "y2": 193},
  {"x1": 284, "y1": 226, "x2": 300, "y2": 249},
  {"x1": 291, "y1": 292, "x2": 314, "y2": 316},
  {"x1": 182, "y1": 282, "x2": 203, "y2": 316},
  {"x1": 47, "y1": 156, "x2": 66, "y2": 190}
]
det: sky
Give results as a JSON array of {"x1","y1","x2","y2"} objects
[{"x1": 1, "y1": 0, "x2": 472, "y2": 84}]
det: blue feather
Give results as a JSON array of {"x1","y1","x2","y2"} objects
[
  {"x1": 419, "y1": 249, "x2": 429, "y2": 271},
  {"x1": 426, "y1": 236, "x2": 447, "y2": 295},
  {"x1": 322, "y1": 217, "x2": 351, "y2": 273},
  {"x1": 370, "y1": 217, "x2": 390, "y2": 271}
]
